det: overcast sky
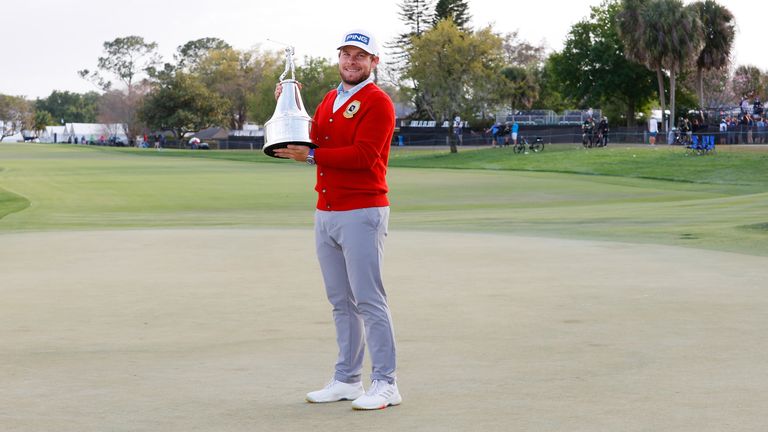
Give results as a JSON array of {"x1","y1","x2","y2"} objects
[{"x1": 1, "y1": 0, "x2": 764, "y2": 99}]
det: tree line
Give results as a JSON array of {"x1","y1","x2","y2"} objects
[{"x1": 2, "y1": 0, "x2": 766, "y2": 144}]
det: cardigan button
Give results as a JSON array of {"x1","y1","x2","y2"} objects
[
  {"x1": 329, "y1": 118, "x2": 334, "y2": 123},
  {"x1": 320, "y1": 172, "x2": 324, "y2": 176},
  {"x1": 322, "y1": 189, "x2": 326, "y2": 193},
  {"x1": 325, "y1": 136, "x2": 329, "y2": 140}
]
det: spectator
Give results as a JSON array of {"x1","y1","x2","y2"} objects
[
  {"x1": 740, "y1": 95, "x2": 751, "y2": 115},
  {"x1": 453, "y1": 116, "x2": 463, "y2": 146},
  {"x1": 727, "y1": 116, "x2": 738, "y2": 144},
  {"x1": 598, "y1": 116, "x2": 609, "y2": 145},
  {"x1": 582, "y1": 117, "x2": 595, "y2": 145},
  {"x1": 756, "y1": 117, "x2": 765, "y2": 144},
  {"x1": 719, "y1": 118, "x2": 727, "y2": 145},
  {"x1": 490, "y1": 123, "x2": 502, "y2": 147},
  {"x1": 740, "y1": 114, "x2": 751, "y2": 144},
  {"x1": 511, "y1": 121, "x2": 519, "y2": 145},
  {"x1": 648, "y1": 117, "x2": 658, "y2": 145}
]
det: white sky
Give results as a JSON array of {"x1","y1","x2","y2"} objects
[{"x1": 1, "y1": 0, "x2": 765, "y2": 99}]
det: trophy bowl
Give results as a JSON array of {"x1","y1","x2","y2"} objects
[
  {"x1": 263, "y1": 79, "x2": 316, "y2": 157},
  {"x1": 263, "y1": 48, "x2": 317, "y2": 158}
]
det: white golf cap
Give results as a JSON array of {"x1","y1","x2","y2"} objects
[{"x1": 337, "y1": 29, "x2": 379, "y2": 56}]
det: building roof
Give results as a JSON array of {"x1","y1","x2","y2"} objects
[{"x1": 194, "y1": 127, "x2": 229, "y2": 140}]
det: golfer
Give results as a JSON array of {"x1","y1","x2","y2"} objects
[{"x1": 273, "y1": 29, "x2": 401, "y2": 410}]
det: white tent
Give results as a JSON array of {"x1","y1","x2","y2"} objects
[
  {"x1": 0, "y1": 120, "x2": 24, "y2": 142},
  {"x1": 63, "y1": 123, "x2": 128, "y2": 143},
  {"x1": 39, "y1": 126, "x2": 66, "y2": 143}
]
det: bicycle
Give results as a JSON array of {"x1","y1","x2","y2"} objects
[
  {"x1": 513, "y1": 136, "x2": 544, "y2": 154},
  {"x1": 582, "y1": 130, "x2": 596, "y2": 148},
  {"x1": 594, "y1": 131, "x2": 608, "y2": 147},
  {"x1": 673, "y1": 129, "x2": 691, "y2": 146}
]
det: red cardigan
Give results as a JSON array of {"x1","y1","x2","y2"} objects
[{"x1": 310, "y1": 83, "x2": 395, "y2": 211}]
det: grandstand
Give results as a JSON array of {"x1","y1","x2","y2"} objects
[{"x1": 495, "y1": 109, "x2": 602, "y2": 126}]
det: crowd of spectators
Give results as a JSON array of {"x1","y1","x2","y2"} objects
[{"x1": 718, "y1": 96, "x2": 765, "y2": 144}]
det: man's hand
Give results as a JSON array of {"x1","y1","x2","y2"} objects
[
  {"x1": 274, "y1": 82, "x2": 303, "y2": 100},
  {"x1": 273, "y1": 145, "x2": 310, "y2": 162}
]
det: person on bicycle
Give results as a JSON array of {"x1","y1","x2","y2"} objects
[
  {"x1": 677, "y1": 117, "x2": 691, "y2": 144},
  {"x1": 582, "y1": 117, "x2": 595, "y2": 146},
  {"x1": 597, "y1": 116, "x2": 609, "y2": 146}
]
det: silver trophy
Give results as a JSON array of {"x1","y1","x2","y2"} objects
[{"x1": 263, "y1": 46, "x2": 316, "y2": 158}]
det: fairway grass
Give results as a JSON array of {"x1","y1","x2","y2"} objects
[{"x1": 1, "y1": 143, "x2": 767, "y2": 255}]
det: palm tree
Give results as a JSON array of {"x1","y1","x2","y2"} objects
[
  {"x1": 619, "y1": 0, "x2": 702, "y2": 130},
  {"x1": 643, "y1": 1, "x2": 702, "y2": 128},
  {"x1": 693, "y1": 0, "x2": 735, "y2": 109},
  {"x1": 618, "y1": 0, "x2": 668, "y2": 128},
  {"x1": 501, "y1": 66, "x2": 539, "y2": 112},
  {"x1": 617, "y1": 0, "x2": 650, "y2": 64}
]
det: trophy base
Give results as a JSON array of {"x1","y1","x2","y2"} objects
[{"x1": 263, "y1": 141, "x2": 318, "y2": 158}]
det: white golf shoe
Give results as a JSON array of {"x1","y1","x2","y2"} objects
[
  {"x1": 306, "y1": 379, "x2": 365, "y2": 403},
  {"x1": 351, "y1": 380, "x2": 402, "y2": 410}
]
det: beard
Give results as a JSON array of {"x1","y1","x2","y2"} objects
[{"x1": 340, "y1": 69, "x2": 372, "y2": 87}]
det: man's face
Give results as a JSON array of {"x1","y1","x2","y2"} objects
[{"x1": 338, "y1": 46, "x2": 379, "y2": 87}]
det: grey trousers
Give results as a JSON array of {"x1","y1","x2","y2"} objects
[{"x1": 314, "y1": 207, "x2": 397, "y2": 384}]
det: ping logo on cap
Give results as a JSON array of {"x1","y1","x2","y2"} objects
[{"x1": 345, "y1": 33, "x2": 370, "y2": 45}]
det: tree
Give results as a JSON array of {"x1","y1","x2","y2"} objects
[
  {"x1": 732, "y1": 65, "x2": 765, "y2": 100},
  {"x1": 32, "y1": 110, "x2": 55, "y2": 137},
  {"x1": 0, "y1": 95, "x2": 32, "y2": 141},
  {"x1": 502, "y1": 30, "x2": 546, "y2": 69},
  {"x1": 552, "y1": 0, "x2": 657, "y2": 125},
  {"x1": 35, "y1": 90, "x2": 99, "y2": 123},
  {"x1": 618, "y1": 0, "x2": 703, "y2": 130},
  {"x1": 500, "y1": 66, "x2": 539, "y2": 112},
  {"x1": 531, "y1": 58, "x2": 569, "y2": 112},
  {"x1": 692, "y1": 0, "x2": 735, "y2": 109},
  {"x1": 383, "y1": 0, "x2": 436, "y2": 118},
  {"x1": 196, "y1": 48, "x2": 282, "y2": 129},
  {"x1": 79, "y1": 36, "x2": 160, "y2": 91},
  {"x1": 295, "y1": 57, "x2": 341, "y2": 113},
  {"x1": 97, "y1": 87, "x2": 149, "y2": 143},
  {"x1": 139, "y1": 72, "x2": 229, "y2": 140},
  {"x1": 79, "y1": 36, "x2": 161, "y2": 143},
  {"x1": 682, "y1": 65, "x2": 733, "y2": 111},
  {"x1": 405, "y1": 20, "x2": 505, "y2": 152},
  {"x1": 386, "y1": 0, "x2": 435, "y2": 75},
  {"x1": 642, "y1": 0, "x2": 702, "y2": 130},
  {"x1": 175, "y1": 37, "x2": 232, "y2": 72},
  {"x1": 433, "y1": 0, "x2": 471, "y2": 29}
]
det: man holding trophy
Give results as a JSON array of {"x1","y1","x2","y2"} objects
[{"x1": 272, "y1": 29, "x2": 400, "y2": 410}]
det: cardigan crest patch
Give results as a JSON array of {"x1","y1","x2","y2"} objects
[{"x1": 343, "y1": 100, "x2": 362, "y2": 118}]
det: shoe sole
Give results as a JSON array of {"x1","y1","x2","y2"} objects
[
  {"x1": 351, "y1": 397, "x2": 402, "y2": 410},
  {"x1": 306, "y1": 394, "x2": 364, "y2": 403}
]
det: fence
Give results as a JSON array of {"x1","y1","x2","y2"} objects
[{"x1": 394, "y1": 125, "x2": 647, "y2": 146}]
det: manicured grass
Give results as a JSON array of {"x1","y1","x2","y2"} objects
[
  {"x1": 0, "y1": 187, "x2": 29, "y2": 220},
  {"x1": 1, "y1": 143, "x2": 767, "y2": 255},
  {"x1": 389, "y1": 144, "x2": 768, "y2": 189}
]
